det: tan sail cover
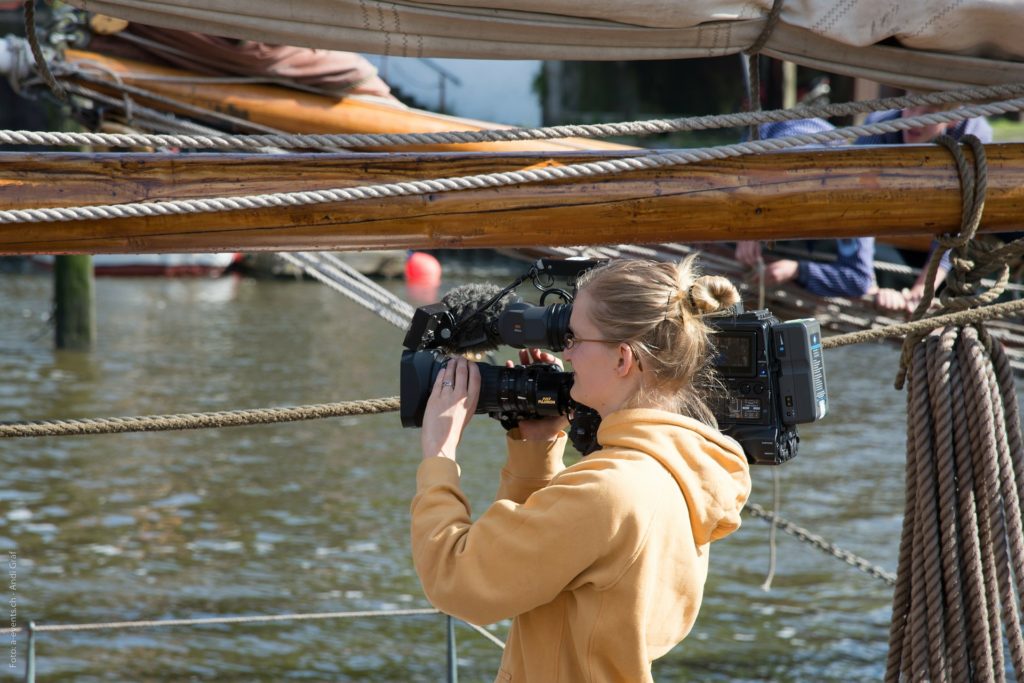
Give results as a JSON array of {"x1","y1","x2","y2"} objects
[
  {"x1": 65, "y1": 1, "x2": 1024, "y2": 90},
  {"x1": 87, "y1": 23, "x2": 395, "y2": 98}
]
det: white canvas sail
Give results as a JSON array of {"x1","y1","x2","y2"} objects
[{"x1": 63, "y1": 0, "x2": 1024, "y2": 90}]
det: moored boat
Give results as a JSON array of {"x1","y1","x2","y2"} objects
[{"x1": 30, "y1": 252, "x2": 241, "y2": 276}]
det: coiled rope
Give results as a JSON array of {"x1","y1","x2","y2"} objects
[{"x1": 884, "y1": 136, "x2": 1024, "y2": 682}]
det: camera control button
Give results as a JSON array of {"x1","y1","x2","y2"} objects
[
  {"x1": 741, "y1": 383, "x2": 752, "y2": 394},
  {"x1": 754, "y1": 383, "x2": 765, "y2": 394}
]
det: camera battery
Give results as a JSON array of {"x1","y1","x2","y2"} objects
[{"x1": 774, "y1": 319, "x2": 828, "y2": 425}]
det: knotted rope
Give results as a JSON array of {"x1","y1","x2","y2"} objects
[{"x1": 885, "y1": 136, "x2": 1024, "y2": 682}]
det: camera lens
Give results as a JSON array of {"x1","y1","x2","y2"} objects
[
  {"x1": 497, "y1": 302, "x2": 572, "y2": 351},
  {"x1": 476, "y1": 362, "x2": 572, "y2": 419},
  {"x1": 400, "y1": 350, "x2": 574, "y2": 428}
]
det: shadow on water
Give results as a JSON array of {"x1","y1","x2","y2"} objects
[{"x1": 0, "y1": 272, "x2": 1018, "y2": 681}]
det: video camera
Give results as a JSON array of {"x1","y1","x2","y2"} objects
[
  {"x1": 399, "y1": 258, "x2": 828, "y2": 464},
  {"x1": 400, "y1": 258, "x2": 604, "y2": 454},
  {"x1": 707, "y1": 309, "x2": 828, "y2": 464}
]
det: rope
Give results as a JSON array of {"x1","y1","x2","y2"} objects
[
  {"x1": 0, "y1": 397, "x2": 400, "y2": 438},
  {"x1": 66, "y1": 68, "x2": 321, "y2": 140},
  {"x1": 882, "y1": 137, "x2": 1024, "y2": 681},
  {"x1": 277, "y1": 252, "x2": 413, "y2": 330},
  {"x1": 746, "y1": 0, "x2": 785, "y2": 57},
  {"x1": 895, "y1": 135, "x2": 1024, "y2": 389},
  {"x1": 7, "y1": 608, "x2": 439, "y2": 634},
  {"x1": 22, "y1": 1, "x2": 65, "y2": 101},
  {"x1": 745, "y1": 503, "x2": 897, "y2": 586},
  {"x1": 6, "y1": 607, "x2": 508, "y2": 654},
  {"x1": 462, "y1": 622, "x2": 506, "y2": 649},
  {"x1": 759, "y1": 469, "x2": 781, "y2": 591},
  {"x1": 0, "y1": 294, "x2": 1020, "y2": 439},
  {"x1": 4, "y1": 98, "x2": 1024, "y2": 226},
  {"x1": 886, "y1": 325, "x2": 1024, "y2": 681},
  {"x1": 64, "y1": 82, "x2": 265, "y2": 143},
  {"x1": 742, "y1": 0, "x2": 783, "y2": 142},
  {"x1": 2, "y1": 81, "x2": 1023, "y2": 151},
  {"x1": 822, "y1": 297, "x2": 1024, "y2": 349}
]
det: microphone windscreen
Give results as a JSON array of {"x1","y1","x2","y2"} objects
[{"x1": 441, "y1": 283, "x2": 516, "y2": 352}]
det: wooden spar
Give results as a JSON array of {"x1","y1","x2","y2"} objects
[
  {"x1": 62, "y1": 49, "x2": 631, "y2": 153},
  {"x1": 2, "y1": 145, "x2": 1023, "y2": 255},
  {"x1": 56, "y1": 49, "x2": 945, "y2": 253}
]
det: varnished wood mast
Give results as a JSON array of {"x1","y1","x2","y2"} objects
[{"x1": 2, "y1": 145, "x2": 1022, "y2": 254}]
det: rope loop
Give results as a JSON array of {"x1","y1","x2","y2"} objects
[{"x1": 893, "y1": 133, "x2": 1012, "y2": 389}]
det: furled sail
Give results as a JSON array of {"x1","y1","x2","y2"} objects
[{"x1": 63, "y1": 1, "x2": 1024, "y2": 90}]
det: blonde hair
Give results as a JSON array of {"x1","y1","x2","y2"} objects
[{"x1": 574, "y1": 256, "x2": 740, "y2": 425}]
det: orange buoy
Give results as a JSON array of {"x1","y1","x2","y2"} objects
[{"x1": 405, "y1": 251, "x2": 442, "y2": 287}]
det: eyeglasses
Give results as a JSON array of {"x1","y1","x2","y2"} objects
[{"x1": 563, "y1": 332, "x2": 620, "y2": 350}]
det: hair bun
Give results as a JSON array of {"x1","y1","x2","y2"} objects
[{"x1": 687, "y1": 275, "x2": 740, "y2": 314}]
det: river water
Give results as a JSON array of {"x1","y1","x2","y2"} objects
[{"x1": 0, "y1": 271, "x2": 1018, "y2": 682}]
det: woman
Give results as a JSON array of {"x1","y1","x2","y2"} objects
[{"x1": 411, "y1": 257, "x2": 752, "y2": 682}]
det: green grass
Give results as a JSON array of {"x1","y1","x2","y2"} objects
[{"x1": 990, "y1": 117, "x2": 1024, "y2": 142}]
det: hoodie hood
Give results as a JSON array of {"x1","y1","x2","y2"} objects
[{"x1": 596, "y1": 409, "x2": 751, "y2": 545}]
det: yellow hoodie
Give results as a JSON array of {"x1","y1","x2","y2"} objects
[{"x1": 411, "y1": 408, "x2": 751, "y2": 682}]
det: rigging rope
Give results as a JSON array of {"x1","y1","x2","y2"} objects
[
  {"x1": 3, "y1": 97, "x2": 1024, "y2": 226},
  {"x1": 741, "y1": 0, "x2": 784, "y2": 142},
  {"x1": 22, "y1": 0, "x2": 65, "y2": 101},
  {"x1": 5, "y1": 79, "x2": 1022, "y2": 151},
  {"x1": 745, "y1": 503, "x2": 897, "y2": 586},
  {"x1": 884, "y1": 136, "x2": 1024, "y2": 682},
  {"x1": 0, "y1": 396, "x2": 399, "y2": 438},
  {"x1": 8, "y1": 607, "x2": 439, "y2": 634},
  {"x1": 2, "y1": 297, "x2": 1020, "y2": 439},
  {"x1": 277, "y1": 252, "x2": 413, "y2": 330}
]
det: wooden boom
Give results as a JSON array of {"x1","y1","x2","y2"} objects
[{"x1": 2, "y1": 145, "x2": 1022, "y2": 255}]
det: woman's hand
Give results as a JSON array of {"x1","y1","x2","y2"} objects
[
  {"x1": 507, "y1": 349, "x2": 570, "y2": 442},
  {"x1": 421, "y1": 356, "x2": 480, "y2": 462}
]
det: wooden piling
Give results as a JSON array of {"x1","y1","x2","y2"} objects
[{"x1": 53, "y1": 255, "x2": 95, "y2": 350}]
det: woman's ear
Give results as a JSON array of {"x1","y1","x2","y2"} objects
[{"x1": 616, "y1": 343, "x2": 637, "y2": 377}]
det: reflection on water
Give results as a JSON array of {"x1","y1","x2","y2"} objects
[{"x1": 0, "y1": 272, "x2": 1017, "y2": 681}]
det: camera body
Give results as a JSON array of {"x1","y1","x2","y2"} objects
[{"x1": 708, "y1": 308, "x2": 828, "y2": 465}]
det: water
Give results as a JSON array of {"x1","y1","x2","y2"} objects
[{"x1": 0, "y1": 272, "x2": 1013, "y2": 681}]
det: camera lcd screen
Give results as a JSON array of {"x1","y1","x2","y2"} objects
[{"x1": 714, "y1": 333, "x2": 755, "y2": 376}]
